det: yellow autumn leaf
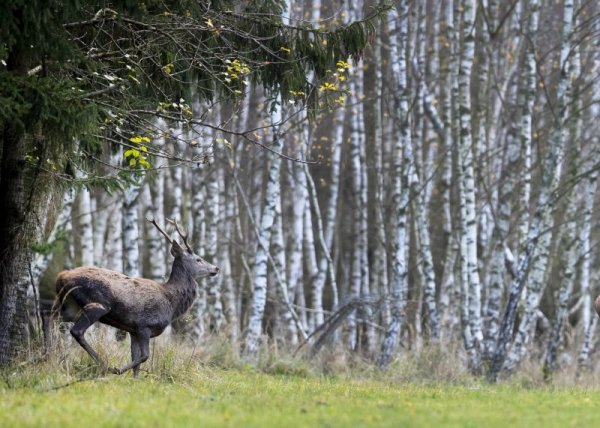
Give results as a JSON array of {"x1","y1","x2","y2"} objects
[
  {"x1": 163, "y1": 63, "x2": 174, "y2": 75},
  {"x1": 319, "y1": 82, "x2": 337, "y2": 91}
]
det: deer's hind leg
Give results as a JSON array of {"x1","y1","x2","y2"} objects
[{"x1": 70, "y1": 302, "x2": 111, "y2": 370}]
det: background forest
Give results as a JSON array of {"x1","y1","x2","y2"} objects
[{"x1": 3, "y1": 0, "x2": 600, "y2": 383}]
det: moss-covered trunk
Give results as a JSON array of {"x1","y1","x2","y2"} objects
[
  {"x1": 0, "y1": 44, "x2": 41, "y2": 365},
  {"x1": 0, "y1": 119, "x2": 31, "y2": 365}
]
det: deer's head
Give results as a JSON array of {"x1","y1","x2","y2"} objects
[
  {"x1": 170, "y1": 240, "x2": 219, "y2": 278},
  {"x1": 150, "y1": 217, "x2": 220, "y2": 278}
]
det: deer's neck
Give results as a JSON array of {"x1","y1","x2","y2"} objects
[{"x1": 164, "y1": 259, "x2": 198, "y2": 320}]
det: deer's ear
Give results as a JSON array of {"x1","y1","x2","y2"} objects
[{"x1": 170, "y1": 240, "x2": 184, "y2": 257}]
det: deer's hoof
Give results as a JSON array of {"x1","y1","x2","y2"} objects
[{"x1": 109, "y1": 367, "x2": 122, "y2": 375}]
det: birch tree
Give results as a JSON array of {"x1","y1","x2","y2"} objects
[
  {"x1": 343, "y1": 0, "x2": 373, "y2": 352},
  {"x1": 458, "y1": 0, "x2": 483, "y2": 370},
  {"x1": 123, "y1": 183, "x2": 141, "y2": 278},
  {"x1": 78, "y1": 186, "x2": 95, "y2": 267},
  {"x1": 517, "y1": 0, "x2": 539, "y2": 249},
  {"x1": 311, "y1": 106, "x2": 344, "y2": 316},
  {"x1": 243, "y1": 97, "x2": 285, "y2": 359},
  {"x1": 576, "y1": 18, "x2": 600, "y2": 370},
  {"x1": 488, "y1": 0, "x2": 574, "y2": 382},
  {"x1": 205, "y1": 134, "x2": 224, "y2": 333},
  {"x1": 379, "y1": 2, "x2": 409, "y2": 367},
  {"x1": 438, "y1": 0, "x2": 460, "y2": 341}
]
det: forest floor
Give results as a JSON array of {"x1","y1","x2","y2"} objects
[
  {"x1": 2, "y1": 336, "x2": 600, "y2": 427},
  {"x1": 3, "y1": 363, "x2": 600, "y2": 427}
]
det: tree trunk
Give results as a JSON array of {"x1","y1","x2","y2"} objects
[
  {"x1": 311, "y1": 107, "x2": 344, "y2": 313},
  {"x1": 517, "y1": 0, "x2": 539, "y2": 252},
  {"x1": 243, "y1": 97, "x2": 284, "y2": 359},
  {"x1": 0, "y1": 112, "x2": 35, "y2": 364},
  {"x1": 205, "y1": 144, "x2": 224, "y2": 333},
  {"x1": 78, "y1": 185, "x2": 95, "y2": 266},
  {"x1": 458, "y1": 0, "x2": 483, "y2": 371},
  {"x1": 378, "y1": 3, "x2": 409, "y2": 367},
  {"x1": 123, "y1": 183, "x2": 141, "y2": 278},
  {"x1": 487, "y1": 0, "x2": 573, "y2": 382},
  {"x1": 438, "y1": 0, "x2": 460, "y2": 341}
]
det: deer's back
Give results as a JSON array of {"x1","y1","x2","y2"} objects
[{"x1": 56, "y1": 267, "x2": 171, "y2": 332}]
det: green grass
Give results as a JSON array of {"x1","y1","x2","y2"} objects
[
  {"x1": 3, "y1": 365, "x2": 600, "y2": 427},
  {"x1": 2, "y1": 335, "x2": 600, "y2": 427}
]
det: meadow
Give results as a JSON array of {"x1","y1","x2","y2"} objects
[{"x1": 2, "y1": 336, "x2": 600, "y2": 427}]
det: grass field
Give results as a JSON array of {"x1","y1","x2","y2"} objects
[
  {"x1": 2, "y1": 337, "x2": 600, "y2": 427},
  {"x1": 3, "y1": 364, "x2": 600, "y2": 427}
]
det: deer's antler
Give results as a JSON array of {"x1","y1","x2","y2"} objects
[
  {"x1": 147, "y1": 217, "x2": 173, "y2": 244},
  {"x1": 166, "y1": 218, "x2": 194, "y2": 253}
]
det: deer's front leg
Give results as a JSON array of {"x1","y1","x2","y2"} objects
[
  {"x1": 114, "y1": 329, "x2": 150, "y2": 376},
  {"x1": 130, "y1": 333, "x2": 142, "y2": 377}
]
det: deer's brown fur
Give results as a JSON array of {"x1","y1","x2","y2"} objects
[{"x1": 54, "y1": 219, "x2": 218, "y2": 376}]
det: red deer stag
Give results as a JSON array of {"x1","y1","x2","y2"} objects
[{"x1": 55, "y1": 218, "x2": 219, "y2": 376}]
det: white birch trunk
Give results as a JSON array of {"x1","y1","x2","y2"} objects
[
  {"x1": 544, "y1": 179, "x2": 584, "y2": 375},
  {"x1": 347, "y1": 76, "x2": 363, "y2": 351},
  {"x1": 412, "y1": 185, "x2": 440, "y2": 341},
  {"x1": 458, "y1": 164, "x2": 477, "y2": 369},
  {"x1": 439, "y1": 0, "x2": 460, "y2": 341},
  {"x1": 243, "y1": 97, "x2": 284, "y2": 359},
  {"x1": 169, "y1": 127, "x2": 184, "y2": 224},
  {"x1": 78, "y1": 186, "x2": 95, "y2": 266},
  {"x1": 287, "y1": 162, "x2": 306, "y2": 326},
  {"x1": 105, "y1": 201, "x2": 123, "y2": 272},
  {"x1": 144, "y1": 179, "x2": 166, "y2": 280},
  {"x1": 504, "y1": 0, "x2": 577, "y2": 371},
  {"x1": 188, "y1": 138, "x2": 207, "y2": 339},
  {"x1": 219, "y1": 165, "x2": 238, "y2": 342},
  {"x1": 93, "y1": 196, "x2": 109, "y2": 267},
  {"x1": 504, "y1": 213, "x2": 554, "y2": 371},
  {"x1": 205, "y1": 145, "x2": 223, "y2": 332},
  {"x1": 407, "y1": 31, "x2": 441, "y2": 342},
  {"x1": 575, "y1": 6, "x2": 600, "y2": 371},
  {"x1": 488, "y1": 0, "x2": 574, "y2": 381},
  {"x1": 105, "y1": 149, "x2": 124, "y2": 272},
  {"x1": 458, "y1": 0, "x2": 483, "y2": 369},
  {"x1": 378, "y1": 3, "x2": 409, "y2": 367},
  {"x1": 145, "y1": 127, "x2": 166, "y2": 280},
  {"x1": 303, "y1": 200, "x2": 320, "y2": 331},
  {"x1": 484, "y1": 71, "x2": 521, "y2": 360},
  {"x1": 371, "y1": 26, "x2": 390, "y2": 329},
  {"x1": 304, "y1": 163, "x2": 338, "y2": 328},
  {"x1": 31, "y1": 190, "x2": 76, "y2": 287},
  {"x1": 123, "y1": 183, "x2": 141, "y2": 278},
  {"x1": 518, "y1": 0, "x2": 539, "y2": 252},
  {"x1": 311, "y1": 107, "x2": 344, "y2": 312},
  {"x1": 272, "y1": 193, "x2": 296, "y2": 345}
]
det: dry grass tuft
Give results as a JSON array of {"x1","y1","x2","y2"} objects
[{"x1": 11, "y1": 321, "x2": 600, "y2": 389}]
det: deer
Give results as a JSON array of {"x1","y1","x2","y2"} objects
[{"x1": 54, "y1": 217, "x2": 219, "y2": 376}]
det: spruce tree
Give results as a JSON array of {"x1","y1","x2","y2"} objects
[{"x1": 0, "y1": 0, "x2": 387, "y2": 364}]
